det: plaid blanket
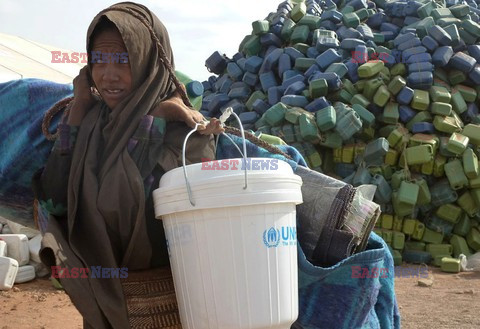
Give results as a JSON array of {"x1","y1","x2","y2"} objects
[{"x1": 0, "y1": 79, "x2": 72, "y2": 224}]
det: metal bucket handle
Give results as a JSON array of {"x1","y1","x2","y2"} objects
[{"x1": 182, "y1": 107, "x2": 248, "y2": 206}]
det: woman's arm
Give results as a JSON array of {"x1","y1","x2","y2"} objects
[{"x1": 150, "y1": 89, "x2": 224, "y2": 135}]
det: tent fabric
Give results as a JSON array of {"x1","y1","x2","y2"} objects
[{"x1": 0, "y1": 32, "x2": 84, "y2": 84}]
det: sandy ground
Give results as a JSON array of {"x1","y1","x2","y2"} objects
[{"x1": 1, "y1": 264, "x2": 479, "y2": 329}]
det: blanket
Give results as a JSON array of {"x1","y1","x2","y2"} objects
[
  {"x1": 0, "y1": 79, "x2": 73, "y2": 224},
  {"x1": 216, "y1": 133, "x2": 400, "y2": 329}
]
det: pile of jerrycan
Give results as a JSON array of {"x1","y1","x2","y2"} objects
[
  {"x1": 200, "y1": 0, "x2": 480, "y2": 273},
  {"x1": 0, "y1": 221, "x2": 47, "y2": 290}
]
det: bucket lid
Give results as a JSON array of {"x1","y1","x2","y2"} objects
[{"x1": 153, "y1": 158, "x2": 303, "y2": 217}]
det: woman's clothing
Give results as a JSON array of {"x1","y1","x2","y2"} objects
[
  {"x1": 32, "y1": 2, "x2": 215, "y2": 328},
  {"x1": 34, "y1": 110, "x2": 214, "y2": 328}
]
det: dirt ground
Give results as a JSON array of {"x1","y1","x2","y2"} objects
[{"x1": 1, "y1": 264, "x2": 479, "y2": 329}]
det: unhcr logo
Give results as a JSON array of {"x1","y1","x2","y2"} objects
[{"x1": 263, "y1": 226, "x2": 297, "y2": 248}]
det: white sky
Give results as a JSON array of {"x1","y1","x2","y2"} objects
[{"x1": 1, "y1": 0, "x2": 281, "y2": 81}]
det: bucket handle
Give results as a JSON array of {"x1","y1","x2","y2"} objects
[{"x1": 182, "y1": 107, "x2": 248, "y2": 206}]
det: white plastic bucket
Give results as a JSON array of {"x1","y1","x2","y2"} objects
[{"x1": 153, "y1": 157, "x2": 303, "y2": 329}]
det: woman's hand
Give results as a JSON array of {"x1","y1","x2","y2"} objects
[
  {"x1": 68, "y1": 66, "x2": 97, "y2": 125},
  {"x1": 152, "y1": 92, "x2": 224, "y2": 135}
]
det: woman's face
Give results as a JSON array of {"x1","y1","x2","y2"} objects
[{"x1": 91, "y1": 27, "x2": 133, "y2": 110}]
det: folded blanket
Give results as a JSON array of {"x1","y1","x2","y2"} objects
[
  {"x1": 0, "y1": 79, "x2": 73, "y2": 224},
  {"x1": 216, "y1": 133, "x2": 399, "y2": 328}
]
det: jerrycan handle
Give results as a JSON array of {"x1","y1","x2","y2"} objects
[{"x1": 182, "y1": 107, "x2": 249, "y2": 206}]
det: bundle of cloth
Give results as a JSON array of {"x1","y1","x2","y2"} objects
[
  {"x1": 0, "y1": 79, "x2": 72, "y2": 226},
  {"x1": 217, "y1": 134, "x2": 400, "y2": 329},
  {"x1": 0, "y1": 78, "x2": 400, "y2": 328}
]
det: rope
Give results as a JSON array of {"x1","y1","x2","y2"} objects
[
  {"x1": 42, "y1": 96, "x2": 73, "y2": 141},
  {"x1": 224, "y1": 127, "x2": 293, "y2": 160}
]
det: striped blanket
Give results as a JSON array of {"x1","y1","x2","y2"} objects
[{"x1": 0, "y1": 79, "x2": 73, "y2": 225}]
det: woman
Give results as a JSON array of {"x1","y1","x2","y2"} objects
[{"x1": 33, "y1": 2, "x2": 221, "y2": 328}]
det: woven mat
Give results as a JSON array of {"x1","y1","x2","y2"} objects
[{"x1": 121, "y1": 267, "x2": 182, "y2": 329}]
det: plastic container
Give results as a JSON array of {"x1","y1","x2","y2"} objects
[
  {"x1": 398, "y1": 181, "x2": 419, "y2": 207},
  {"x1": 264, "y1": 102, "x2": 287, "y2": 126},
  {"x1": 205, "y1": 51, "x2": 228, "y2": 75},
  {"x1": 352, "y1": 104, "x2": 375, "y2": 126},
  {"x1": 408, "y1": 71, "x2": 434, "y2": 89},
  {"x1": 14, "y1": 265, "x2": 35, "y2": 284},
  {"x1": 432, "y1": 46, "x2": 454, "y2": 67},
  {"x1": 431, "y1": 102, "x2": 452, "y2": 116},
  {"x1": 397, "y1": 86, "x2": 414, "y2": 105},
  {"x1": 393, "y1": 216, "x2": 403, "y2": 232},
  {"x1": 309, "y1": 78, "x2": 328, "y2": 98},
  {"x1": 371, "y1": 174, "x2": 392, "y2": 204},
  {"x1": 422, "y1": 35, "x2": 439, "y2": 52},
  {"x1": 0, "y1": 234, "x2": 29, "y2": 266},
  {"x1": 153, "y1": 156, "x2": 303, "y2": 329},
  {"x1": 449, "y1": 52, "x2": 477, "y2": 73},
  {"x1": 405, "y1": 241, "x2": 426, "y2": 251},
  {"x1": 467, "y1": 228, "x2": 480, "y2": 251},
  {"x1": 299, "y1": 114, "x2": 320, "y2": 142},
  {"x1": 453, "y1": 213, "x2": 472, "y2": 237},
  {"x1": 402, "y1": 219, "x2": 416, "y2": 235},
  {"x1": 392, "y1": 250, "x2": 402, "y2": 266},
  {"x1": 0, "y1": 256, "x2": 18, "y2": 290},
  {"x1": 462, "y1": 124, "x2": 480, "y2": 145},
  {"x1": 252, "y1": 20, "x2": 269, "y2": 35},
  {"x1": 441, "y1": 257, "x2": 461, "y2": 273},
  {"x1": 402, "y1": 250, "x2": 431, "y2": 264},
  {"x1": 403, "y1": 46, "x2": 428, "y2": 61},
  {"x1": 0, "y1": 241, "x2": 6, "y2": 257},
  {"x1": 412, "y1": 221, "x2": 426, "y2": 241},
  {"x1": 411, "y1": 89, "x2": 430, "y2": 111},
  {"x1": 429, "y1": 86, "x2": 451, "y2": 103},
  {"x1": 363, "y1": 138, "x2": 389, "y2": 165},
  {"x1": 315, "y1": 49, "x2": 341, "y2": 70},
  {"x1": 382, "y1": 102, "x2": 399, "y2": 125},
  {"x1": 373, "y1": 85, "x2": 390, "y2": 107},
  {"x1": 358, "y1": 61, "x2": 384, "y2": 78},
  {"x1": 428, "y1": 25, "x2": 452, "y2": 46},
  {"x1": 450, "y1": 235, "x2": 471, "y2": 257},
  {"x1": 316, "y1": 106, "x2": 336, "y2": 132},
  {"x1": 245, "y1": 56, "x2": 263, "y2": 74},
  {"x1": 444, "y1": 159, "x2": 469, "y2": 190},
  {"x1": 28, "y1": 234, "x2": 42, "y2": 264},
  {"x1": 426, "y1": 244, "x2": 453, "y2": 257},
  {"x1": 436, "y1": 203, "x2": 462, "y2": 224},
  {"x1": 392, "y1": 232, "x2": 405, "y2": 250},
  {"x1": 422, "y1": 228, "x2": 444, "y2": 244},
  {"x1": 405, "y1": 145, "x2": 434, "y2": 165},
  {"x1": 335, "y1": 111, "x2": 362, "y2": 140},
  {"x1": 446, "y1": 132, "x2": 469, "y2": 155},
  {"x1": 415, "y1": 178, "x2": 431, "y2": 206}
]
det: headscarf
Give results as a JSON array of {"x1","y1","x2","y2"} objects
[{"x1": 63, "y1": 2, "x2": 195, "y2": 327}]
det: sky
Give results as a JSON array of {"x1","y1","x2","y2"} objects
[{"x1": 1, "y1": 0, "x2": 282, "y2": 81}]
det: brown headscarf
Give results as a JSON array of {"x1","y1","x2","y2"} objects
[{"x1": 40, "y1": 2, "x2": 214, "y2": 328}]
